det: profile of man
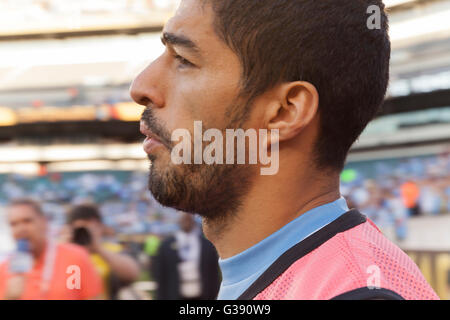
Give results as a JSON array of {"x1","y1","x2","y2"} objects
[{"x1": 130, "y1": 0, "x2": 439, "y2": 300}]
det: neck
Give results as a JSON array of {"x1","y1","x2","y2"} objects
[
  {"x1": 181, "y1": 228, "x2": 196, "y2": 235},
  {"x1": 203, "y1": 157, "x2": 340, "y2": 259},
  {"x1": 32, "y1": 240, "x2": 47, "y2": 261}
]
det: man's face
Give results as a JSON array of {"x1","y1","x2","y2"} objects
[
  {"x1": 179, "y1": 212, "x2": 196, "y2": 233},
  {"x1": 130, "y1": 0, "x2": 257, "y2": 221},
  {"x1": 8, "y1": 205, "x2": 47, "y2": 254}
]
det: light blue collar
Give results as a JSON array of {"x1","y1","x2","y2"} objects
[{"x1": 218, "y1": 197, "x2": 349, "y2": 300}]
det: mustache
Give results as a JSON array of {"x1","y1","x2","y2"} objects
[{"x1": 140, "y1": 108, "x2": 174, "y2": 150}]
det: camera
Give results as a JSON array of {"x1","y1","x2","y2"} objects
[{"x1": 72, "y1": 227, "x2": 92, "y2": 247}]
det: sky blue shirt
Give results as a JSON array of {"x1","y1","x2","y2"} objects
[{"x1": 217, "y1": 197, "x2": 350, "y2": 300}]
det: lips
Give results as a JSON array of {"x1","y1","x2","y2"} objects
[{"x1": 140, "y1": 122, "x2": 163, "y2": 154}]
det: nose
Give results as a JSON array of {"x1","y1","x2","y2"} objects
[{"x1": 129, "y1": 59, "x2": 165, "y2": 108}]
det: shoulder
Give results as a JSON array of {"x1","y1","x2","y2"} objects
[
  {"x1": 102, "y1": 242, "x2": 123, "y2": 253},
  {"x1": 0, "y1": 259, "x2": 7, "y2": 274},
  {"x1": 158, "y1": 235, "x2": 177, "y2": 252},
  {"x1": 57, "y1": 242, "x2": 86, "y2": 253},
  {"x1": 255, "y1": 219, "x2": 438, "y2": 300},
  {"x1": 161, "y1": 235, "x2": 176, "y2": 246},
  {"x1": 56, "y1": 243, "x2": 91, "y2": 261}
]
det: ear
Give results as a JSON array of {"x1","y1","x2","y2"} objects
[{"x1": 264, "y1": 81, "x2": 319, "y2": 145}]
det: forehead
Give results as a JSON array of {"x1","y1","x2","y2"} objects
[
  {"x1": 8, "y1": 204, "x2": 40, "y2": 220},
  {"x1": 163, "y1": 0, "x2": 233, "y2": 63},
  {"x1": 165, "y1": 0, "x2": 213, "y2": 38}
]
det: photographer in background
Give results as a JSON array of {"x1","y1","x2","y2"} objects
[{"x1": 64, "y1": 204, "x2": 140, "y2": 299}]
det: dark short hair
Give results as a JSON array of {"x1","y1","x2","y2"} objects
[
  {"x1": 9, "y1": 198, "x2": 45, "y2": 217},
  {"x1": 206, "y1": 0, "x2": 391, "y2": 172},
  {"x1": 67, "y1": 204, "x2": 103, "y2": 224}
]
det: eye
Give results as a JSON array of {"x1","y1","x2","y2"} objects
[{"x1": 174, "y1": 54, "x2": 194, "y2": 68}]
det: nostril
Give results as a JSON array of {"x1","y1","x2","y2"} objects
[
  {"x1": 129, "y1": 79, "x2": 163, "y2": 108},
  {"x1": 138, "y1": 97, "x2": 151, "y2": 107},
  {"x1": 129, "y1": 85, "x2": 150, "y2": 106}
]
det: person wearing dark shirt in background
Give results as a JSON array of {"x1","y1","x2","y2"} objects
[{"x1": 153, "y1": 212, "x2": 220, "y2": 300}]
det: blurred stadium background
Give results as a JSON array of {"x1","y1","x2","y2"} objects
[{"x1": 0, "y1": 0, "x2": 449, "y2": 299}]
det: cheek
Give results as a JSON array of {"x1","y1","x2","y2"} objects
[
  {"x1": 159, "y1": 63, "x2": 241, "y2": 137},
  {"x1": 30, "y1": 222, "x2": 45, "y2": 237},
  {"x1": 170, "y1": 76, "x2": 238, "y2": 128},
  {"x1": 10, "y1": 223, "x2": 32, "y2": 238},
  {"x1": 10, "y1": 226, "x2": 20, "y2": 238}
]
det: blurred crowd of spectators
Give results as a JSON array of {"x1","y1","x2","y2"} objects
[
  {"x1": 0, "y1": 152, "x2": 449, "y2": 243},
  {"x1": 0, "y1": 171, "x2": 180, "y2": 237},
  {"x1": 341, "y1": 151, "x2": 450, "y2": 241}
]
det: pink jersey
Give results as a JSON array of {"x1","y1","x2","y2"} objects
[{"x1": 237, "y1": 210, "x2": 439, "y2": 300}]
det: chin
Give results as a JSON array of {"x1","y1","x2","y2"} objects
[
  {"x1": 148, "y1": 158, "x2": 254, "y2": 223},
  {"x1": 148, "y1": 159, "x2": 189, "y2": 209}
]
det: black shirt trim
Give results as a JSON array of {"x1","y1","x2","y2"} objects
[
  {"x1": 237, "y1": 209, "x2": 367, "y2": 300},
  {"x1": 331, "y1": 287, "x2": 404, "y2": 300}
]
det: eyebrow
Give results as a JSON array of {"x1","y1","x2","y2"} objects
[{"x1": 161, "y1": 32, "x2": 201, "y2": 55}]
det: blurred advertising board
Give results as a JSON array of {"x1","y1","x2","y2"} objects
[
  {"x1": 0, "y1": 103, "x2": 144, "y2": 125},
  {"x1": 0, "y1": 0, "x2": 180, "y2": 37},
  {"x1": 405, "y1": 250, "x2": 450, "y2": 300}
]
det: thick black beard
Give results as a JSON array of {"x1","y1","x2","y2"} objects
[
  {"x1": 143, "y1": 97, "x2": 254, "y2": 226},
  {"x1": 148, "y1": 154, "x2": 253, "y2": 226}
]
